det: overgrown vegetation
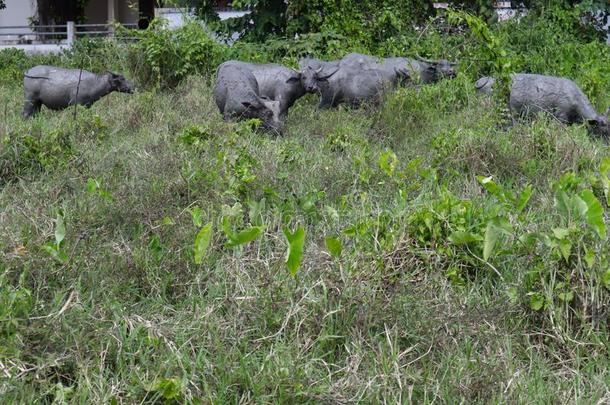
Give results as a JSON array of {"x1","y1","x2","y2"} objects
[{"x1": 1, "y1": 2, "x2": 610, "y2": 402}]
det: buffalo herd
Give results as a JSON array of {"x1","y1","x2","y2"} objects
[{"x1": 20, "y1": 52, "x2": 609, "y2": 138}]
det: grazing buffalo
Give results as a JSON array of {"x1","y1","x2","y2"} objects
[
  {"x1": 213, "y1": 61, "x2": 283, "y2": 134},
  {"x1": 475, "y1": 74, "x2": 610, "y2": 138},
  {"x1": 339, "y1": 53, "x2": 456, "y2": 84},
  {"x1": 23, "y1": 65, "x2": 134, "y2": 118},
  {"x1": 229, "y1": 61, "x2": 305, "y2": 118},
  {"x1": 340, "y1": 53, "x2": 411, "y2": 85},
  {"x1": 384, "y1": 56, "x2": 457, "y2": 84}
]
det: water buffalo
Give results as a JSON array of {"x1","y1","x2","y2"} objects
[
  {"x1": 23, "y1": 65, "x2": 134, "y2": 118},
  {"x1": 339, "y1": 53, "x2": 456, "y2": 84},
  {"x1": 228, "y1": 61, "x2": 304, "y2": 119},
  {"x1": 312, "y1": 64, "x2": 408, "y2": 109},
  {"x1": 298, "y1": 58, "x2": 340, "y2": 93},
  {"x1": 384, "y1": 56, "x2": 456, "y2": 84},
  {"x1": 475, "y1": 74, "x2": 610, "y2": 138},
  {"x1": 213, "y1": 61, "x2": 283, "y2": 134},
  {"x1": 340, "y1": 53, "x2": 411, "y2": 85}
]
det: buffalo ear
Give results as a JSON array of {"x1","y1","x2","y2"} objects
[
  {"x1": 286, "y1": 76, "x2": 301, "y2": 84},
  {"x1": 242, "y1": 101, "x2": 255, "y2": 109},
  {"x1": 587, "y1": 118, "x2": 601, "y2": 127}
]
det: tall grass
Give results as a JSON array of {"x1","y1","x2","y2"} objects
[{"x1": 1, "y1": 12, "x2": 610, "y2": 401}]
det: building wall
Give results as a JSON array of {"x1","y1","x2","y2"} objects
[{"x1": 0, "y1": 0, "x2": 37, "y2": 34}]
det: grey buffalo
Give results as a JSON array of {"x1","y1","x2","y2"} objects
[
  {"x1": 397, "y1": 56, "x2": 457, "y2": 84},
  {"x1": 213, "y1": 61, "x2": 283, "y2": 134},
  {"x1": 298, "y1": 57, "x2": 340, "y2": 93},
  {"x1": 476, "y1": 74, "x2": 609, "y2": 138},
  {"x1": 309, "y1": 64, "x2": 408, "y2": 109},
  {"x1": 229, "y1": 61, "x2": 305, "y2": 118},
  {"x1": 299, "y1": 54, "x2": 410, "y2": 109},
  {"x1": 340, "y1": 53, "x2": 456, "y2": 84},
  {"x1": 339, "y1": 53, "x2": 411, "y2": 86},
  {"x1": 23, "y1": 65, "x2": 134, "y2": 118}
]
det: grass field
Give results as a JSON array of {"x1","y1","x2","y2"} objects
[{"x1": 1, "y1": 65, "x2": 610, "y2": 403}]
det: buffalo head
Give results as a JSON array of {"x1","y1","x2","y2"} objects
[{"x1": 108, "y1": 72, "x2": 134, "y2": 94}]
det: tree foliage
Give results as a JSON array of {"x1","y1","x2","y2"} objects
[{"x1": 211, "y1": 0, "x2": 609, "y2": 43}]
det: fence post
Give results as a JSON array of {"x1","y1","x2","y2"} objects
[{"x1": 67, "y1": 21, "x2": 75, "y2": 45}]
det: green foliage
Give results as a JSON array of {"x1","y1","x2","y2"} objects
[
  {"x1": 284, "y1": 225, "x2": 306, "y2": 276},
  {"x1": 126, "y1": 20, "x2": 226, "y2": 88},
  {"x1": 2, "y1": 3, "x2": 610, "y2": 402},
  {"x1": 42, "y1": 212, "x2": 68, "y2": 264},
  {"x1": 194, "y1": 223, "x2": 213, "y2": 264},
  {"x1": 324, "y1": 236, "x2": 342, "y2": 259}
]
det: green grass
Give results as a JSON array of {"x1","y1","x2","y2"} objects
[{"x1": 1, "y1": 70, "x2": 610, "y2": 404}]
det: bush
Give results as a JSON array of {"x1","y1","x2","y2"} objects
[{"x1": 126, "y1": 20, "x2": 227, "y2": 88}]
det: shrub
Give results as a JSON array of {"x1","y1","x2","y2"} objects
[{"x1": 126, "y1": 20, "x2": 227, "y2": 88}]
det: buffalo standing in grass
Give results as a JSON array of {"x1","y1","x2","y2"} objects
[
  {"x1": 476, "y1": 74, "x2": 610, "y2": 138},
  {"x1": 298, "y1": 58, "x2": 340, "y2": 93},
  {"x1": 341, "y1": 53, "x2": 457, "y2": 84},
  {"x1": 228, "y1": 61, "x2": 305, "y2": 119},
  {"x1": 23, "y1": 65, "x2": 134, "y2": 118},
  {"x1": 213, "y1": 61, "x2": 283, "y2": 134},
  {"x1": 308, "y1": 64, "x2": 409, "y2": 109}
]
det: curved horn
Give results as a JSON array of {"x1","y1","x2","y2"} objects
[
  {"x1": 317, "y1": 65, "x2": 340, "y2": 80},
  {"x1": 315, "y1": 66, "x2": 323, "y2": 74}
]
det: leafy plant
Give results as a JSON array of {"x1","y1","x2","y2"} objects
[
  {"x1": 284, "y1": 225, "x2": 305, "y2": 276},
  {"x1": 194, "y1": 223, "x2": 213, "y2": 265},
  {"x1": 42, "y1": 212, "x2": 68, "y2": 264}
]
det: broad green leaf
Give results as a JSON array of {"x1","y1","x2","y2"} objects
[
  {"x1": 515, "y1": 185, "x2": 533, "y2": 212},
  {"x1": 194, "y1": 223, "x2": 213, "y2": 264},
  {"x1": 325, "y1": 236, "x2": 342, "y2": 259},
  {"x1": 580, "y1": 190, "x2": 606, "y2": 240},
  {"x1": 448, "y1": 231, "x2": 482, "y2": 245},
  {"x1": 477, "y1": 176, "x2": 506, "y2": 201},
  {"x1": 379, "y1": 149, "x2": 398, "y2": 177},
  {"x1": 529, "y1": 293, "x2": 545, "y2": 311},
  {"x1": 42, "y1": 243, "x2": 68, "y2": 264},
  {"x1": 227, "y1": 226, "x2": 264, "y2": 247},
  {"x1": 552, "y1": 228, "x2": 570, "y2": 240},
  {"x1": 558, "y1": 239, "x2": 572, "y2": 262},
  {"x1": 482, "y1": 218, "x2": 511, "y2": 261},
  {"x1": 572, "y1": 195, "x2": 588, "y2": 218},
  {"x1": 55, "y1": 213, "x2": 66, "y2": 248},
  {"x1": 554, "y1": 190, "x2": 570, "y2": 219},
  {"x1": 189, "y1": 206, "x2": 203, "y2": 228},
  {"x1": 221, "y1": 216, "x2": 233, "y2": 239},
  {"x1": 284, "y1": 226, "x2": 305, "y2": 276}
]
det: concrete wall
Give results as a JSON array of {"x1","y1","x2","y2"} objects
[{"x1": 0, "y1": 0, "x2": 37, "y2": 34}]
